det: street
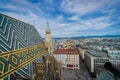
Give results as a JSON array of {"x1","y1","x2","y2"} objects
[
  {"x1": 63, "y1": 68, "x2": 79, "y2": 80},
  {"x1": 63, "y1": 57, "x2": 96, "y2": 80}
]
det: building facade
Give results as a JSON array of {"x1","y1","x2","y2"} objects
[
  {"x1": 78, "y1": 47, "x2": 86, "y2": 60},
  {"x1": 84, "y1": 50, "x2": 120, "y2": 77},
  {"x1": 107, "y1": 50, "x2": 120, "y2": 59},
  {"x1": 54, "y1": 47, "x2": 80, "y2": 69}
]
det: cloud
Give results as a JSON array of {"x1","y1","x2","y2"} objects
[
  {"x1": 65, "y1": 15, "x2": 114, "y2": 32},
  {"x1": 57, "y1": 15, "x2": 64, "y2": 20},
  {"x1": 61, "y1": 0, "x2": 101, "y2": 15},
  {"x1": 68, "y1": 15, "x2": 80, "y2": 21},
  {"x1": 0, "y1": 0, "x2": 119, "y2": 37},
  {"x1": 1, "y1": 11, "x2": 114, "y2": 38},
  {"x1": 80, "y1": 16, "x2": 113, "y2": 30},
  {"x1": 0, "y1": 0, "x2": 45, "y2": 16},
  {"x1": 61, "y1": 0, "x2": 120, "y2": 16},
  {"x1": 44, "y1": 0, "x2": 53, "y2": 4}
]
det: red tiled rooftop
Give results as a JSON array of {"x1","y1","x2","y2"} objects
[{"x1": 54, "y1": 47, "x2": 79, "y2": 54}]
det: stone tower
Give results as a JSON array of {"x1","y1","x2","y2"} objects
[{"x1": 45, "y1": 22, "x2": 53, "y2": 55}]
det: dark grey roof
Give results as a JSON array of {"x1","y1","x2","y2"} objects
[{"x1": 97, "y1": 70, "x2": 120, "y2": 80}]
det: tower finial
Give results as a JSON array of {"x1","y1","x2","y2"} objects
[
  {"x1": 46, "y1": 21, "x2": 51, "y2": 34},
  {"x1": 47, "y1": 21, "x2": 49, "y2": 28}
]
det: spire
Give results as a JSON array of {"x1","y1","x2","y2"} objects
[
  {"x1": 46, "y1": 21, "x2": 51, "y2": 34},
  {"x1": 47, "y1": 21, "x2": 49, "y2": 27},
  {"x1": 45, "y1": 21, "x2": 53, "y2": 56}
]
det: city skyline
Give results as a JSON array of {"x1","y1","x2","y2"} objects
[{"x1": 0, "y1": 0, "x2": 120, "y2": 38}]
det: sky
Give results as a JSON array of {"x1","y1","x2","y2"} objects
[{"x1": 0, "y1": 0, "x2": 120, "y2": 38}]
